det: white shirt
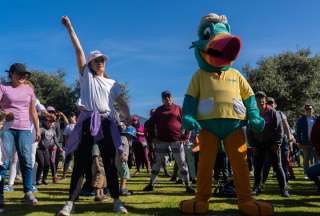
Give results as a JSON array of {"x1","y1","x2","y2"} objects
[{"x1": 79, "y1": 66, "x2": 122, "y2": 113}]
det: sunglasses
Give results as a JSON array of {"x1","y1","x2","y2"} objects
[
  {"x1": 93, "y1": 57, "x2": 105, "y2": 63},
  {"x1": 14, "y1": 72, "x2": 30, "y2": 78}
]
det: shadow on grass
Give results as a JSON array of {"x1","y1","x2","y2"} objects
[{"x1": 2, "y1": 198, "x2": 320, "y2": 216}]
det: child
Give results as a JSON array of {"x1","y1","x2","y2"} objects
[
  {"x1": 117, "y1": 124, "x2": 136, "y2": 196},
  {"x1": 62, "y1": 112, "x2": 77, "y2": 179},
  {"x1": 91, "y1": 144, "x2": 107, "y2": 202},
  {"x1": 36, "y1": 117, "x2": 59, "y2": 185}
]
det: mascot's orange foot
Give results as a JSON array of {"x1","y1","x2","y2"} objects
[
  {"x1": 179, "y1": 199, "x2": 209, "y2": 214},
  {"x1": 239, "y1": 200, "x2": 274, "y2": 216}
]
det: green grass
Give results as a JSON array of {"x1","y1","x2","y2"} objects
[{"x1": 2, "y1": 166, "x2": 320, "y2": 216}]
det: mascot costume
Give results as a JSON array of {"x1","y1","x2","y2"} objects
[{"x1": 179, "y1": 13, "x2": 274, "y2": 216}]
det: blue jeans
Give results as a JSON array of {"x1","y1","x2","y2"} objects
[{"x1": 2, "y1": 129, "x2": 33, "y2": 193}]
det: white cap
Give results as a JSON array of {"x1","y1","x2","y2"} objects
[{"x1": 86, "y1": 50, "x2": 108, "y2": 63}]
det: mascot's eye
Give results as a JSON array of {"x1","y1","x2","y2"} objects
[{"x1": 202, "y1": 27, "x2": 211, "y2": 40}]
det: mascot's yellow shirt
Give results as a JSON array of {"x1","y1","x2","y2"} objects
[{"x1": 186, "y1": 68, "x2": 254, "y2": 120}]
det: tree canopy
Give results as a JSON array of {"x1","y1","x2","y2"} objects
[{"x1": 244, "y1": 48, "x2": 320, "y2": 125}]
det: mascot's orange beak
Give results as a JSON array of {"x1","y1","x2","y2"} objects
[{"x1": 201, "y1": 33, "x2": 242, "y2": 67}]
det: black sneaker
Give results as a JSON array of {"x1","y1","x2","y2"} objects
[
  {"x1": 185, "y1": 186, "x2": 195, "y2": 194},
  {"x1": 143, "y1": 184, "x2": 154, "y2": 192}
]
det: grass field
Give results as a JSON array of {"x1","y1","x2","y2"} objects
[{"x1": 2, "y1": 166, "x2": 320, "y2": 216}]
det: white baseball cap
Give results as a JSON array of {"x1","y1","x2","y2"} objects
[{"x1": 86, "y1": 50, "x2": 108, "y2": 63}]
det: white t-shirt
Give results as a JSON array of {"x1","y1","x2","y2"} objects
[{"x1": 79, "y1": 66, "x2": 122, "y2": 113}]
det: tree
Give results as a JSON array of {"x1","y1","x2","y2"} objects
[{"x1": 244, "y1": 48, "x2": 320, "y2": 125}]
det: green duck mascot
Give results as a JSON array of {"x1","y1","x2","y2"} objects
[{"x1": 179, "y1": 13, "x2": 274, "y2": 216}]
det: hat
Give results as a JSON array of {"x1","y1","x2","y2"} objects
[
  {"x1": 161, "y1": 90, "x2": 172, "y2": 98},
  {"x1": 304, "y1": 104, "x2": 313, "y2": 110},
  {"x1": 6, "y1": 63, "x2": 31, "y2": 75},
  {"x1": 132, "y1": 116, "x2": 139, "y2": 121},
  {"x1": 121, "y1": 126, "x2": 136, "y2": 138},
  {"x1": 87, "y1": 50, "x2": 108, "y2": 63},
  {"x1": 47, "y1": 106, "x2": 56, "y2": 112},
  {"x1": 255, "y1": 91, "x2": 267, "y2": 98}
]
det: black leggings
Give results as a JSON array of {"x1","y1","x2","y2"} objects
[
  {"x1": 68, "y1": 118, "x2": 120, "y2": 200},
  {"x1": 36, "y1": 148, "x2": 50, "y2": 182}
]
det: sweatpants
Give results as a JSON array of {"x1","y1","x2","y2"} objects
[{"x1": 150, "y1": 140, "x2": 190, "y2": 185}]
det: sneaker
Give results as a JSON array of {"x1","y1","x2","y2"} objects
[
  {"x1": 120, "y1": 188, "x2": 132, "y2": 196},
  {"x1": 251, "y1": 187, "x2": 261, "y2": 196},
  {"x1": 31, "y1": 185, "x2": 38, "y2": 193},
  {"x1": 143, "y1": 184, "x2": 154, "y2": 192},
  {"x1": 57, "y1": 201, "x2": 74, "y2": 216},
  {"x1": 113, "y1": 200, "x2": 128, "y2": 214},
  {"x1": 281, "y1": 190, "x2": 290, "y2": 197},
  {"x1": 53, "y1": 177, "x2": 59, "y2": 184},
  {"x1": 24, "y1": 192, "x2": 38, "y2": 205},
  {"x1": 304, "y1": 175, "x2": 309, "y2": 180},
  {"x1": 185, "y1": 186, "x2": 195, "y2": 194},
  {"x1": 4, "y1": 185, "x2": 14, "y2": 192},
  {"x1": 42, "y1": 180, "x2": 49, "y2": 185},
  {"x1": 61, "y1": 174, "x2": 67, "y2": 180},
  {"x1": 16, "y1": 174, "x2": 22, "y2": 181},
  {"x1": 132, "y1": 171, "x2": 140, "y2": 177},
  {"x1": 169, "y1": 176, "x2": 177, "y2": 182}
]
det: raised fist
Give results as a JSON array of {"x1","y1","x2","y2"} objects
[{"x1": 61, "y1": 16, "x2": 71, "y2": 27}]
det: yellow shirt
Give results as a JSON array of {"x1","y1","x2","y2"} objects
[{"x1": 186, "y1": 68, "x2": 254, "y2": 120}]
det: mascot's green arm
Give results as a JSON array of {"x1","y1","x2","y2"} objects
[
  {"x1": 182, "y1": 95, "x2": 201, "y2": 130},
  {"x1": 243, "y1": 95, "x2": 265, "y2": 133}
]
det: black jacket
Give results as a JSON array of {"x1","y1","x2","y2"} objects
[{"x1": 248, "y1": 105, "x2": 283, "y2": 148}]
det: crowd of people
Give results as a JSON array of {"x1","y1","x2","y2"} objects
[{"x1": 0, "y1": 16, "x2": 319, "y2": 216}]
